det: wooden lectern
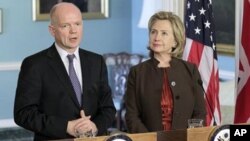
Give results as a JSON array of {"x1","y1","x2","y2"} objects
[
  {"x1": 56, "y1": 126, "x2": 218, "y2": 141},
  {"x1": 74, "y1": 132, "x2": 157, "y2": 141}
]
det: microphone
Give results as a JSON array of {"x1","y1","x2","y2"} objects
[
  {"x1": 198, "y1": 79, "x2": 217, "y2": 126},
  {"x1": 107, "y1": 129, "x2": 132, "y2": 141}
]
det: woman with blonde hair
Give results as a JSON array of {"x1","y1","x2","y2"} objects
[{"x1": 125, "y1": 11, "x2": 206, "y2": 133}]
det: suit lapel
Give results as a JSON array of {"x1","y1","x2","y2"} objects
[
  {"x1": 79, "y1": 49, "x2": 91, "y2": 113},
  {"x1": 46, "y1": 45, "x2": 81, "y2": 108},
  {"x1": 167, "y1": 60, "x2": 175, "y2": 84}
]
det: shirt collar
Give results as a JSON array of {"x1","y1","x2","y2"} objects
[{"x1": 55, "y1": 43, "x2": 80, "y2": 61}]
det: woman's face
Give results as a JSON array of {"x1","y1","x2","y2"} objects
[{"x1": 149, "y1": 20, "x2": 176, "y2": 55}]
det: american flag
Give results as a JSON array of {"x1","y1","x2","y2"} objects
[
  {"x1": 183, "y1": 0, "x2": 221, "y2": 126},
  {"x1": 234, "y1": 0, "x2": 250, "y2": 124}
]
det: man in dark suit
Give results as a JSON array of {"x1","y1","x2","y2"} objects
[{"x1": 14, "y1": 2, "x2": 116, "y2": 141}]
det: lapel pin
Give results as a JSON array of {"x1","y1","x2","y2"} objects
[{"x1": 171, "y1": 81, "x2": 176, "y2": 86}]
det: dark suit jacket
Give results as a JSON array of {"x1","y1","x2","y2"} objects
[
  {"x1": 14, "y1": 44, "x2": 116, "y2": 140},
  {"x1": 125, "y1": 57, "x2": 206, "y2": 133}
]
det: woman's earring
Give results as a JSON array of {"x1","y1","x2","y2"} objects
[{"x1": 173, "y1": 42, "x2": 177, "y2": 47}]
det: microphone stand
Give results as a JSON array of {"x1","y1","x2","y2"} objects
[{"x1": 198, "y1": 79, "x2": 217, "y2": 126}]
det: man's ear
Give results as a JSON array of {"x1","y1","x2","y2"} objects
[{"x1": 48, "y1": 25, "x2": 55, "y2": 37}]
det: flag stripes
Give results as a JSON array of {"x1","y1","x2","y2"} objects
[{"x1": 183, "y1": 0, "x2": 221, "y2": 126}]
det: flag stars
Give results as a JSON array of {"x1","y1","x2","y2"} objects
[
  {"x1": 195, "y1": 27, "x2": 201, "y2": 34},
  {"x1": 212, "y1": 43, "x2": 216, "y2": 50},
  {"x1": 189, "y1": 13, "x2": 196, "y2": 21},
  {"x1": 187, "y1": 1, "x2": 191, "y2": 9},
  {"x1": 185, "y1": 0, "x2": 220, "y2": 126},
  {"x1": 209, "y1": 0, "x2": 212, "y2": 4},
  {"x1": 210, "y1": 32, "x2": 214, "y2": 41},
  {"x1": 208, "y1": 0, "x2": 212, "y2": 8},
  {"x1": 199, "y1": 7, "x2": 206, "y2": 15},
  {"x1": 204, "y1": 20, "x2": 211, "y2": 28}
]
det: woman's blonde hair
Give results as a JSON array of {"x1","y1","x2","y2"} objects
[{"x1": 148, "y1": 11, "x2": 185, "y2": 58}]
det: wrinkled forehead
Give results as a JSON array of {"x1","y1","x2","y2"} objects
[
  {"x1": 51, "y1": 4, "x2": 82, "y2": 24},
  {"x1": 56, "y1": 4, "x2": 81, "y2": 15}
]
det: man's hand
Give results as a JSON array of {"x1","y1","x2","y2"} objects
[
  {"x1": 76, "y1": 110, "x2": 98, "y2": 135},
  {"x1": 67, "y1": 110, "x2": 98, "y2": 137}
]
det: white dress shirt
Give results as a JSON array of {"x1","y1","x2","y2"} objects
[{"x1": 55, "y1": 43, "x2": 83, "y2": 90}]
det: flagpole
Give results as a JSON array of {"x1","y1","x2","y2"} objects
[
  {"x1": 234, "y1": 0, "x2": 243, "y2": 105},
  {"x1": 234, "y1": 0, "x2": 250, "y2": 123}
]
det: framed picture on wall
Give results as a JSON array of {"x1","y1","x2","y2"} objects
[
  {"x1": 32, "y1": 0, "x2": 109, "y2": 21},
  {"x1": 0, "y1": 8, "x2": 2, "y2": 33},
  {"x1": 213, "y1": 0, "x2": 235, "y2": 55}
]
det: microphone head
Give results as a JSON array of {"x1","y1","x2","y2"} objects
[{"x1": 105, "y1": 130, "x2": 132, "y2": 141}]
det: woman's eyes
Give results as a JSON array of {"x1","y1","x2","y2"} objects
[
  {"x1": 151, "y1": 30, "x2": 168, "y2": 36},
  {"x1": 162, "y1": 32, "x2": 168, "y2": 36}
]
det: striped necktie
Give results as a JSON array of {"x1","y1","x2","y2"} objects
[{"x1": 67, "y1": 54, "x2": 82, "y2": 105}]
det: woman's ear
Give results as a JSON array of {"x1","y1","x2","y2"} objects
[{"x1": 173, "y1": 42, "x2": 177, "y2": 47}]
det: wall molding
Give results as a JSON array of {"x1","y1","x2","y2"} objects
[
  {"x1": 0, "y1": 62, "x2": 21, "y2": 71},
  {"x1": 219, "y1": 70, "x2": 235, "y2": 81},
  {"x1": 0, "y1": 119, "x2": 18, "y2": 128},
  {"x1": 0, "y1": 62, "x2": 235, "y2": 79}
]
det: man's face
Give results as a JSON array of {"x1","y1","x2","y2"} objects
[{"x1": 49, "y1": 5, "x2": 83, "y2": 53}]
